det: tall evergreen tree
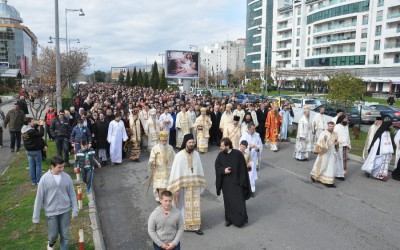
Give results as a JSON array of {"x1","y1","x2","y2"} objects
[
  {"x1": 131, "y1": 67, "x2": 137, "y2": 87},
  {"x1": 143, "y1": 71, "x2": 150, "y2": 88},
  {"x1": 150, "y1": 61, "x2": 160, "y2": 89},
  {"x1": 137, "y1": 69, "x2": 143, "y2": 87},
  {"x1": 118, "y1": 71, "x2": 125, "y2": 84},
  {"x1": 159, "y1": 68, "x2": 168, "y2": 90},
  {"x1": 125, "y1": 70, "x2": 131, "y2": 86}
]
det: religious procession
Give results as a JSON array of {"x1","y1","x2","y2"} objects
[{"x1": 15, "y1": 82, "x2": 400, "y2": 249}]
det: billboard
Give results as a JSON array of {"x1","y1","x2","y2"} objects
[
  {"x1": 166, "y1": 50, "x2": 199, "y2": 79},
  {"x1": 111, "y1": 67, "x2": 127, "y2": 80}
]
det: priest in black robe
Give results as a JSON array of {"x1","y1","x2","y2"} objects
[{"x1": 215, "y1": 137, "x2": 252, "y2": 228}]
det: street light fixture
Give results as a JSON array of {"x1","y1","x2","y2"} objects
[
  {"x1": 54, "y1": 0, "x2": 62, "y2": 112},
  {"x1": 65, "y1": 8, "x2": 85, "y2": 89},
  {"x1": 48, "y1": 36, "x2": 80, "y2": 52}
]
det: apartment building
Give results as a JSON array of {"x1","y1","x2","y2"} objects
[{"x1": 270, "y1": 0, "x2": 400, "y2": 93}]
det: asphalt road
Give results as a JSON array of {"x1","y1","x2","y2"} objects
[
  {"x1": 93, "y1": 141, "x2": 400, "y2": 250},
  {"x1": 0, "y1": 100, "x2": 16, "y2": 175}
]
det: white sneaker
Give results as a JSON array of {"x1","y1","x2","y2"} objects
[{"x1": 47, "y1": 243, "x2": 54, "y2": 250}]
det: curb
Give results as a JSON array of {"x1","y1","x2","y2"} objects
[
  {"x1": 88, "y1": 187, "x2": 106, "y2": 250},
  {"x1": 0, "y1": 96, "x2": 15, "y2": 107}
]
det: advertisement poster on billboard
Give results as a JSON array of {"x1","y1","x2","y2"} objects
[
  {"x1": 166, "y1": 50, "x2": 199, "y2": 79},
  {"x1": 111, "y1": 67, "x2": 127, "y2": 80}
]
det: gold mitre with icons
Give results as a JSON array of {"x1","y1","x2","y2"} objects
[
  {"x1": 159, "y1": 131, "x2": 169, "y2": 140},
  {"x1": 200, "y1": 107, "x2": 207, "y2": 113}
]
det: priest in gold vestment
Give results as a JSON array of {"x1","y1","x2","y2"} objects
[
  {"x1": 167, "y1": 134, "x2": 206, "y2": 235},
  {"x1": 194, "y1": 107, "x2": 212, "y2": 153},
  {"x1": 148, "y1": 131, "x2": 176, "y2": 202}
]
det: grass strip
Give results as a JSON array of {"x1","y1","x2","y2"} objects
[{"x1": 0, "y1": 141, "x2": 94, "y2": 249}]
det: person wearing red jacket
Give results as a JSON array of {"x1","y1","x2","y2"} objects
[{"x1": 44, "y1": 105, "x2": 57, "y2": 140}]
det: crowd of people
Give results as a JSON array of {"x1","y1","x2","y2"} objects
[{"x1": 1, "y1": 82, "x2": 400, "y2": 249}]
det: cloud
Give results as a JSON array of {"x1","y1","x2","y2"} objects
[{"x1": 11, "y1": 0, "x2": 245, "y2": 71}]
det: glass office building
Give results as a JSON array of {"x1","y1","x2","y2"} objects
[{"x1": 0, "y1": 1, "x2": 37, "y2": 76}]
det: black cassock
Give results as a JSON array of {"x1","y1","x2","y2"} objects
[{"x1": 215, "y1": 149, "x2": 252, "y2": 227}]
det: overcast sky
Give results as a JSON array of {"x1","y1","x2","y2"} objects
[{"x1": 11, "y1": 0, "x2": 246, "y2": 72}]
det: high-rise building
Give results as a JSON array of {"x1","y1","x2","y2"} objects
[
  {"x1": 0, "y1": 0, "x2": 37, "y2": 77},
  {"x1": 271, "y1": 0, "x2": 400, "y2": 93},
  {"x1": 245, "y1": 0, "x2": 292, "y2": 78},
  {"x1": 200, "y1": 39, "x2": 246, "y2": 78}
]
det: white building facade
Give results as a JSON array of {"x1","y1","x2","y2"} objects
[
  {"x1": 200, "y1": 39, "x2": 246, "y2": 77},
  {"x1": 271, "y1": 0, "x2": 400, "y2": 93}
]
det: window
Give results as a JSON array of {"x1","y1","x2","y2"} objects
[
  {"x1": 362, "y1": 15, "x2": 368, "y2": 25},
  {"x1": 376, "y1": 11, "x2": 383, "y2": 21},
  {"x1": 308, "y1": 27, "x2": 311, "y2": 35},
  {"x1": 296, "y1": 49, "x2": 299, "y2": 57},
  {"x1": 307, "y1": 49, "x2": 310, "y2": 56},
  {"x1": 361, "y1": 28, "x2": 368, "y2": 38},
  {"x1": 373, "y1": 54, "x2": 380, "y2": 64},
  {"x1": 377, "y1": 0, "x2": 384, "y2": 7},
  {"x1": 297, "y1": 18, "x2": 301, "y2": 25},
  {"x1": 297, "y1": 28, "x2": 301, "y2": 36},
  {"x1": 308, "y1": 38, "x2": 310, "y2": 45},
  {"x1": 297, "y1": 7, "x2": 301, "y2": 15},
  {"x1": 360, "y1": 42, "x2": 367, "y2": 52},
  {"x1": 395, "y1": 54, "x2": 400, "y2": 63},
  {"x1": 296, "y1": 39, "x2": 300, "y2": 46},
  {"x1": 375, "y1": 25, "x2": 382, "y2": 36},
  {"x1": 374, "y1": 40, "x2": 380, "y2": 50}
]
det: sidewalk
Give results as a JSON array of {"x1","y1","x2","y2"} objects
[{"x1": 0, "y1": 95, "x2": 15, "y2": 106}]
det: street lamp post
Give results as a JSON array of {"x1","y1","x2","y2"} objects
[
  {"x1": 158, "y1": 53, "x2": 164, "y2": 70},
  {"x1": 54, "y1": 0, "x2": 62, "y2": 112},
  {"x1": 65, "y1": 8, "x2": 84, "y2": 88}
]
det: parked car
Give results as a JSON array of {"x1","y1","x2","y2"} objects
[
  {"x1": 349, "y1": 105, "x2": 381, "y2": 123},
  {"x1": 369, "y1": 105, "x2": 400, "y2": 122},
  {"x1": 193, "y1": 89, "x2": 211, "y2": 96},
  {"x1": 313, "y1": 104, "x2": 359, "y2": 127},
  {"x1": 291, "y1": 98, "x2": 302, "y2": 108}
]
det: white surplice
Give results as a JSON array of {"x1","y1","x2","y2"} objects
[
  {"x1": 294, "y1": 115, "x2": 313, "y2": 160},
  {"x1": 239, "y1": 131, "x2": 262, "y2": 192},
  {"x1": 334, "y1": 124, "x2": 351, "y2": 177},
  {"x1": 107, "y1": 120, "x2": 128, "y2": 163},
  {"x1": 310, "y1": 130, "x2": 338, "y2": 184},
  {"x1": 362, "y1": 123, "x2": 380, "y2": 161},
  {"x1": 361, "y1": 131, "x2": 393, "y2": 180},
  {"x1": 312, "y1": 113, "x2": 327, "y2": 152}
]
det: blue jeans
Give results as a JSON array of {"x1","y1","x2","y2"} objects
[
  {"x1": 55, "y1": 137, "x2": 70, "y2": 163},
  {"x1": 46, "y1": 211, "x2": 70, "y2": 250},
  {"x1": 26, "y1": 150, "x2": 42, "y2": 184},
  {"x1": 153, "y1": 242, "x2": 180, "y2": 250}
]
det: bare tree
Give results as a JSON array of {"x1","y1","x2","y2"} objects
[
  {"x1": 25, "y1": 84, "x2": 57, "y2": 120},
  {"x1": 34, "y1": 45, "x2": 90, "y2": 86}
]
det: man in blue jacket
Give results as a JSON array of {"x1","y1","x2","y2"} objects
[{"x1": 70, "y1": 119, "x2": 92, "y2": 153}]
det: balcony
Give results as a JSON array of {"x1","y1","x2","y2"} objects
[
  {"x1": 314, "y1": 22, "x2": 357, "y2": 34},
  {"x1": 277, "y1": 33, "x2": 293, "y2": 41},
  {"x1": 395, "y1": 58, "x2": 400, "y2": 63},
  {"x1": 388, "y1": 12, "x2": 400, "y2": 19},
  {"x1": 384, "y1": 43, "x2": 400, "y2": 49},
  {"x1": 312, "y1": 48, "x2": 355, "y2": 56},
  {"x1": 313, "y1": 34, "x2": 355, "y2": 45},
  {"x1": 368, "y1": 59, "x2": 380, "y2": 64},
  {"x1": 385, "y1": 27, "x2": 400, "y2": 38},
  {"x1": 387, "y1": 12, "x2": 400, "y2": 23},
  {"x1": 309, "y1": 0, "x2": 346, "y2": 12}
]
